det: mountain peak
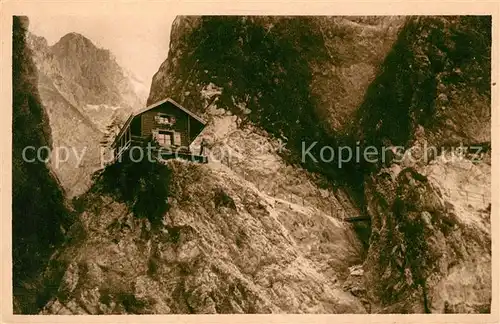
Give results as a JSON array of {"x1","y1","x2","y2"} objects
[
  {"x1": 54, "y1": 32, "x2": 95, "y2": 49},
  {"x1": 60, "y1": 32, "x2": 90, "y2": 40}
]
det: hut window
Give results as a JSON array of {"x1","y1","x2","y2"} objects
[
  {"x1": 155, "y1": 130, "x2": 173, "y2": 146},
  {"x1": 155, "y1": 113, "x2": 176, "y2": 125}
]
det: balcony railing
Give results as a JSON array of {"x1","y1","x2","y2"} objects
[{"x1": 113, "y1": 135, "x2": 207, "y2": 163}]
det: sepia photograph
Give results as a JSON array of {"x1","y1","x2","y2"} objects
[{"x1": 2, "y1": 1, "x2": 497, "y2": 320}]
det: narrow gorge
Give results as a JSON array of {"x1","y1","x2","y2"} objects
[{"x1": 12, "y1": 15, "x2": 491, "y2": 314}]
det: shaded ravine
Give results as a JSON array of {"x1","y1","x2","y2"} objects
[{"x1": 12, "y1": 16, "x2": 73, "y2": 314}]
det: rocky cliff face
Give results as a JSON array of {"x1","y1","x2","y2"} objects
[
  {"x1": 27, "y1": 31, "x2": 147, "y2": 197},
  {"x1": 148, "y1": 16, "x2": 406, "y2": 133},
  {"x1": 40, "y1": 110, "x2": 374, "y2": 313},
  {"x1": 363, "y1": 153, "x2": 491, "y2": 313},
  {"x1": 146, "y1": 15, "x2": 491, "y2": 313},
  {"x1": 357, "y1": 16, "x2": 492, "y2": 313},
  {"x1": 12, "y1": 16, "x2": 71, "y2": 314},
  {"x1": 35, "y1": 16, "x2": 491, "y2": 314},
  {"x1": 355, "y1": 16, "x2": 491, "y2": 149},
  {"x1": 42, "y1": 156, "x2": 368, "y2": 314}
]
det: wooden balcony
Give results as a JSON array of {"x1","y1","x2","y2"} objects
[{"x1": 114, "y1": 136, "x2": 208, "y2": 164}]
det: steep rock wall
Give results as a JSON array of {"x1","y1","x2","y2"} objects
[{"x1": 12, "y1": 16, "x2": 71, "y2": 314}]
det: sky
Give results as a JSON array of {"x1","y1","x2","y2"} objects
[{"x1": 28, "y1": 14, "x2": 176, "y2": 87}]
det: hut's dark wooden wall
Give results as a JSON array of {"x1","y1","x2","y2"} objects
[{"x1": 140, "y1": 102, "x2": 191, "y2": 147}]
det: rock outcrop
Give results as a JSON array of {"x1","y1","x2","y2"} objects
[
  {"x1": 363, "y1": 155, "x2": 491, "y2": 313},
  {"x1": 41, "y1": 129, "x2": 369, "y2": 313}
]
